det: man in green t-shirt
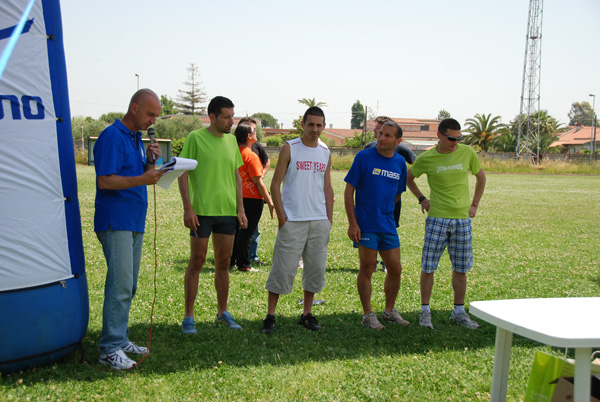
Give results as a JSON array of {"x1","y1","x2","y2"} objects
[
  {"x1": 407, "y1": 118, "x2": 486, "y2": 330},
  {"x1": 177, "y1": 96, "x2": 248, "y2": 334}
]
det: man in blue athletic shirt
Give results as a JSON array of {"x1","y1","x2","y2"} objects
[
  {"x1": 344, "y1": 121, "x2": 410, "y2": 330},
  {"x1": 364, "y1": 116, "x2": 417, "y2": 272},
  {"x1": 364, "y1": 116, "x2": 416, "y2": 226}
]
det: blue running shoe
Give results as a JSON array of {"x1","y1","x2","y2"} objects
[
  {"x1": 215, "y1": 311, "x2": 243, "y2": 330},
  {"x1": 182, "y1": 316, "x2": 197, "y2": 334}
]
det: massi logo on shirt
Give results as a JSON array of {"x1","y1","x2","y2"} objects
[
  {"x1": 436, "y1": 163, "x2": 463, "y2": 174},
  {"x1": 372, "y1": 168, "x2": 400, "y2": 180}
]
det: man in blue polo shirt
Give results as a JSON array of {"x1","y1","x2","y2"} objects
[{"x1": 94, "y1": 89, "x2": 164, "y2": 370}]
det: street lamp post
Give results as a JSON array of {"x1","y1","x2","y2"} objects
[
  {"x1": 135, "y1": 73, "x2": 139, "y2": 90},
  {"x1": 590, "y1": 94, "x2": 596, "y2": 163}
]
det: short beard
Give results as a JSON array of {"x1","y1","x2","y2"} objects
[{"x1": 219, "y1": 124, "x2": 231, "y2": 134}]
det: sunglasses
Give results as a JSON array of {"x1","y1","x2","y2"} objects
[{"x1": 441, "y1": 132, "x2": 463, "y2": 142}]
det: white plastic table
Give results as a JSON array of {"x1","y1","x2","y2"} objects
[{"x1": 470, "y1": 297, "x2": 600, "y2": 402}]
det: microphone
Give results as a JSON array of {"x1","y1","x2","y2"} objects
[{"x1": 147, "y1": 127, "x2": 156, "y2": 164}]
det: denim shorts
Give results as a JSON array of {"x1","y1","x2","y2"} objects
[
  {"x1": 422, "y1": 217, "x2": 473, "y2": 274},
  {"x1": 353, "y1": 232, "x2": 400, "y2": 251},
  {"x1": 190, "y1": 215, "x2": 237, "y2": 238}
]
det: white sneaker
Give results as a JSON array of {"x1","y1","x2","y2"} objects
[
  {"x1": 122, "y1": 342, "x2": 148, "y2": 355},
  {"x1": 99, "y1": 350, "x2": 136, "y2": 370},
  {"x1": 361, "y1": 311, "x2": 384, "y2": 330},
  {"x1": 382, "y1": 308, "x2": 410, "y2": 326},
  {"x1": 419, "y1": 311, "x2": 434, "y2": 329},
  {"x1": 450, "y1": 311, "x2": 480, "y2": 329}
]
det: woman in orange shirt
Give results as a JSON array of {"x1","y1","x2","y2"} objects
[{"x1": 231, "y1": 122, "x2": 274, "y2": 271}]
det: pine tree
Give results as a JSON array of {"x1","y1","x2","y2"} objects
[
  {"x1": 350, "y1": 100, "x2": 365, "y2": 129},
  {"x1": 176, "y1": 63, "x2": 207, "y2": 115}
]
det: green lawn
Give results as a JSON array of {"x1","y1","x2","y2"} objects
[{"x1": 1, "y1": 167, "x2": 599, "y2": 401}]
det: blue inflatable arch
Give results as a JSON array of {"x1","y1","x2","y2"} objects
[{"x1": 0, "y1": 0, "x2": 88, "y2": 373}]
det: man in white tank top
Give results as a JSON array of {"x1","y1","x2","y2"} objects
[{"x1": 262, "y1": 107, "x2": 334, "y2": 334}]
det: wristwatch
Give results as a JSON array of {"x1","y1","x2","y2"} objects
[{"x1": 418, "y1": 195, "x2": 426, "y2": 204}]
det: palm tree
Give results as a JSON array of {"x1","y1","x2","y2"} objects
[
  {"x1": 530, "y1": 111, "x2": 565, "y2": 157},
  {"x1": 463, "y1": 113, "x2": 505, "y2": 152},
  {"x1": 297, "y1": 97, "x2": 327, "y2": 108},
  {"x1": 511, "y1": 110, "x2": 566, "y2": 156},
  {"x1": 492, "y1": 126, "x2": 519, "y2": 152},
  {"x1": 534, "y1": 130, "x2": 562, "y2": 157},
  {"x1": 437, "y1": 109, "x2": 451, "y2": 120}
]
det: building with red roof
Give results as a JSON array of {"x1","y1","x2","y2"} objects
[{"x1": 550, "y1": 124, "x2": 598, "y2": 153}]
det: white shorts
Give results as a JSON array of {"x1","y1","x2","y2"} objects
[{"x1": 265, "y1": 219, "x2": 331, "y2": 295}]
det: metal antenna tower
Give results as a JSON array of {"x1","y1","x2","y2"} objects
[{"x1": 516, "y1": 0, "x2": 544, "y2": 162}]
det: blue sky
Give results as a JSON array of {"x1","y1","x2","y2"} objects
[{"x1": 60, "y1": 0, "x2": 599, "y2": 129}]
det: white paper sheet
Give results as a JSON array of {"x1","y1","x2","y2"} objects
[{"x1": 156, "y1": 157, "x2": 198, "y2": 190}]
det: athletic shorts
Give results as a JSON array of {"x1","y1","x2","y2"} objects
[
  {"x1": 353, "y1": 232, "x2": 400, "y2": 251},
  {"x1": 265, "y1": 220, "x2": 331, "y2": 295},
  {"x1": 421, "y1": 217, "x2": 473, "y2": 274},
  {"x1": 190, "y1": 215, "x2": 237, "y2": 238}
]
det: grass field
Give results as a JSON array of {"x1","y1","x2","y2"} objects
[{"x1": 1, "y1": 167, "x2": 599, "y2": 402}]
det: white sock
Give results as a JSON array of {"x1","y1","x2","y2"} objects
[
  {"x1": 421, "y1": 304, "x2": 430, "y2": 313},
  {"x1": 454, "y1": 304, "x2": 465, "y2": 315}
]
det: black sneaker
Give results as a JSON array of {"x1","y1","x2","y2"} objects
[
  {"x1": 299, "y1": 313, "x2": 322, "y2": 331},
  {"x1": 262, "y1": 315, "x2": 276, "y2": 334}
]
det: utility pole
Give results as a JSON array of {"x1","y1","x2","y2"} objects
[
  {"x1": 590, "y1": 94, "x2": 596, "y2": 163},
  {"x1": 362, "y1": 105, "x2": 368, "y2": 147},
  {"x1": 516, "y1": 0, "x2": 544, "y2": 164}
]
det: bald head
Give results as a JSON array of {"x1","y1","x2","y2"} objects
[
  {"x1": 128, "y1": 88, "x2": 159, "y2": 111},
  {"x1": 122, "y1": 88, "x2": 161, "y2": 132}
]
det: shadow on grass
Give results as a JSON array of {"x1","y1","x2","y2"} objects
[
  {"x1": 169, "y1": 258, "x2": 362, "y2": 274},
  {"x1": 328, "y1": 266, "x2": 360, "y2": 274},
  {"x1": 171, "y1": 257, "x2": 217, "y2": 273},
  {"x1": 30, "y1": 309, "x2": 545, "y2": 380}
]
